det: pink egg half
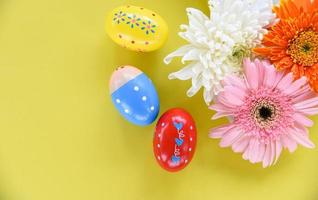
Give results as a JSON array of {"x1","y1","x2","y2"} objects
[{"x1": 109, "y1": 66, "x2": 142, "y2": 94}]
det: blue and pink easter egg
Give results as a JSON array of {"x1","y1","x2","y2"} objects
[{"x1": 109, "y1": 66, "x2": 160, "y2": 126}]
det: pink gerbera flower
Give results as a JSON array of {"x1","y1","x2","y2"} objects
[{"x1": 209, "y1": 58, "x2": 318, "y2": 167}]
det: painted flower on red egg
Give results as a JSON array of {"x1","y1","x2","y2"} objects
[
  {"x1": 254, "y1": 0, "x2": 318, "y2": 92},
  {"x1": 209, "y1": 58, "x2": 318, "y2": 168}
]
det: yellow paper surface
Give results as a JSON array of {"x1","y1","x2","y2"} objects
[{"x1": 0, "y1": 0, "x2": 318, "y2": 199}]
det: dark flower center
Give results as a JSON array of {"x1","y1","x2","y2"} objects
[
  {"x1": 259, "y1": 106, "x2": 273, "y2": 120},
  {"x1": 288, "y1": 29, "x2": 318, "y2": 66},
  {"x1": 302, "y1": 43, "x2": 311, "y2": 52},
  {"x1": 251, "y1": 100, "x2": 278, "y2": 128}
]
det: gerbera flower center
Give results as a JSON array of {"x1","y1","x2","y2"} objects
[
  {"x1": 234, "y1": 87, "x2": 294, "y2": 142},
  {"x1": 251, "y1": 100, "x2": 277, "y2": 128},
  {"x1": 288, "y1": 29, "x2": 318, "y2": 66},
  {"x1": 259, "y1": 106, "x2": 273, "y2": 120}
]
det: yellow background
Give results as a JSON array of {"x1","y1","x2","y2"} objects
[{"x1": 0, "y1": 0, "x2": 318, "y2": 200}]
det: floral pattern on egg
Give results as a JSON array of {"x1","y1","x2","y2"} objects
[{"x1": 106, "y1": 5, "x2": 168, "y2": 52}]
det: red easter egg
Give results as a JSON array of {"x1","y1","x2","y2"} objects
[{"x1": 153, "y1": 108, "x2": 197, "y2": 172}]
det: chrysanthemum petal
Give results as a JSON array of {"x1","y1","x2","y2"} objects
[
  {"x1": 181, "y1": 49, "x2": 206, "y2": 64},
  {"x1": 164, "y1": 45, "x2": 194, "y2": 64},
  {"x1": 203, "y1": 89, "x2": 214, "y2": 105},
  {"x1": 165, "y1": 0, "x2": 275, "y2": 104},
  {"x1": 186, "y1": 8, "x2": 209, "y2": 30},
  {"x1": 187, "y1": 87, "x2": 202, "y2": 100},
  {"x1": 168, "y1": 64, "x2": 194, "y2": 81}
]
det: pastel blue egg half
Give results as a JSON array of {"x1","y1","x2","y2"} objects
[{"x1": 110, "y1": 66, "x2": 160, "y2": 126}]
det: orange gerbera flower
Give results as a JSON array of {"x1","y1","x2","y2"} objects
[{"x1": 254, "y1": 0, "x2": 318, "y2": 91}]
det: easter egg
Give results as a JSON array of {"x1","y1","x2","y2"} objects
[
  {"x1": 106, "y1": 5, "x2": 168, "y2": 52},
  {"x1": 153, "y1": 108, "x2": 197, "y2": 172},
  {"x1": 110, "y1": 66, "x2": 160, "y2": 126}
]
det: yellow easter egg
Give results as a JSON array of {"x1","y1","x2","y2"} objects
[{"x1": 106, "y1": 5, "x2": 168, "y2": 52}]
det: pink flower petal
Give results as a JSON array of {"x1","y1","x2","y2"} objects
[
  {"x1": 276, "y1": 72, "x2": 294, "y2": 91},
  {"x1": 222, "y1": 91, "x2": 244, "y2": 106},
  {"x1": 220, "y1": 128, "x2": 243, "y2": 147},
  {"x1": 284, "y1": 77, "x2": 308, "y2": 95},
  {"x1": 223, "y1": 75, "x2": 247, "y2": 92},
  {"x1": 294, "y1": 122, "x2": 309, "y2": 136},
  {"x1": 294, "y1": 96, "x2": 318, "y2": 110},
  {"x1": 255, "y1": 59, "x2": 265, "y2": 86},
  {"x1": 291, "y1": 85, "x2": 313, "y2": 101},
  {"x1": 289, "y1": 129, "x2": 315, "y2": 149},
  {"x1": 293, "y1": 113, "x2": 314, "y2": 127},
  {"x1": 209, "y1": 124, "x2": 234, "y2": 138},
  {"x1": 299, "y1": 107, "x2": 318, "y2": 115},
  {"x1": 223, "y1": 85, "x2": 246, "y2": 101},
  {"x1": 256, "y1": 143, "x2": 266, "y2": 163},
  {"x1": 269, "y1": 140, "x2": 276, "y2": 166},
  {"x1": 263, "y1": 142, "x2": 272, "y2": 168},
  {"x1": 217, "y1": 92, "x2": 239, "y2": 108},
  {"x1": 242, "y1": 143, "x2": 251, "y2": 161},
  {"x1": 209, "y1": 59, "x2": 318, "y2": 167},
  {"x1": 249, "y1": 138, "x2": 260, "y2": 163},
  {"x1": 209, "y1": 102, "x2": 233, "y2": 112},
  {"x1": 244, "y1": 58, "x2": 259, "y2": 90},
  {"x1": 232, "y1": 136, "x2": 250, "y2": 153},
  {"x1": 211, "y1": 112, "x2": 232, "y2": 120},
  {"x1": 273, "y1": 70, "x2": 285, "y2": 88},
  {"x1": 262, "y1": 63, "x2": 277, "y2": 88},
  {"x1": 274, "y1": 140, "x2": 282, "y2": 165},
  {"x1": 281, "y1": 135, "x2": 298, "y2": 153}
]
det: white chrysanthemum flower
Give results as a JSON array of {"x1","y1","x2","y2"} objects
[{"x1": 164, "y1": 0, "x2": 276, "y2": 105}]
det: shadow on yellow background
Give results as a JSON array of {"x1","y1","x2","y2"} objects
[{"x1": 0, "y1": 0, "x2": 318, "y2": 200}]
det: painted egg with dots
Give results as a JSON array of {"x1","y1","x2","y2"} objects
[
  {"x1": 154, "y1": 108, "x2": 197, "y2": 172},
  {"x1": 106, "y1": 5, "x2": 168, "y2": 52},
  {"x1": 110, "y1": 65, "x2": 160, "y2": 126}
]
